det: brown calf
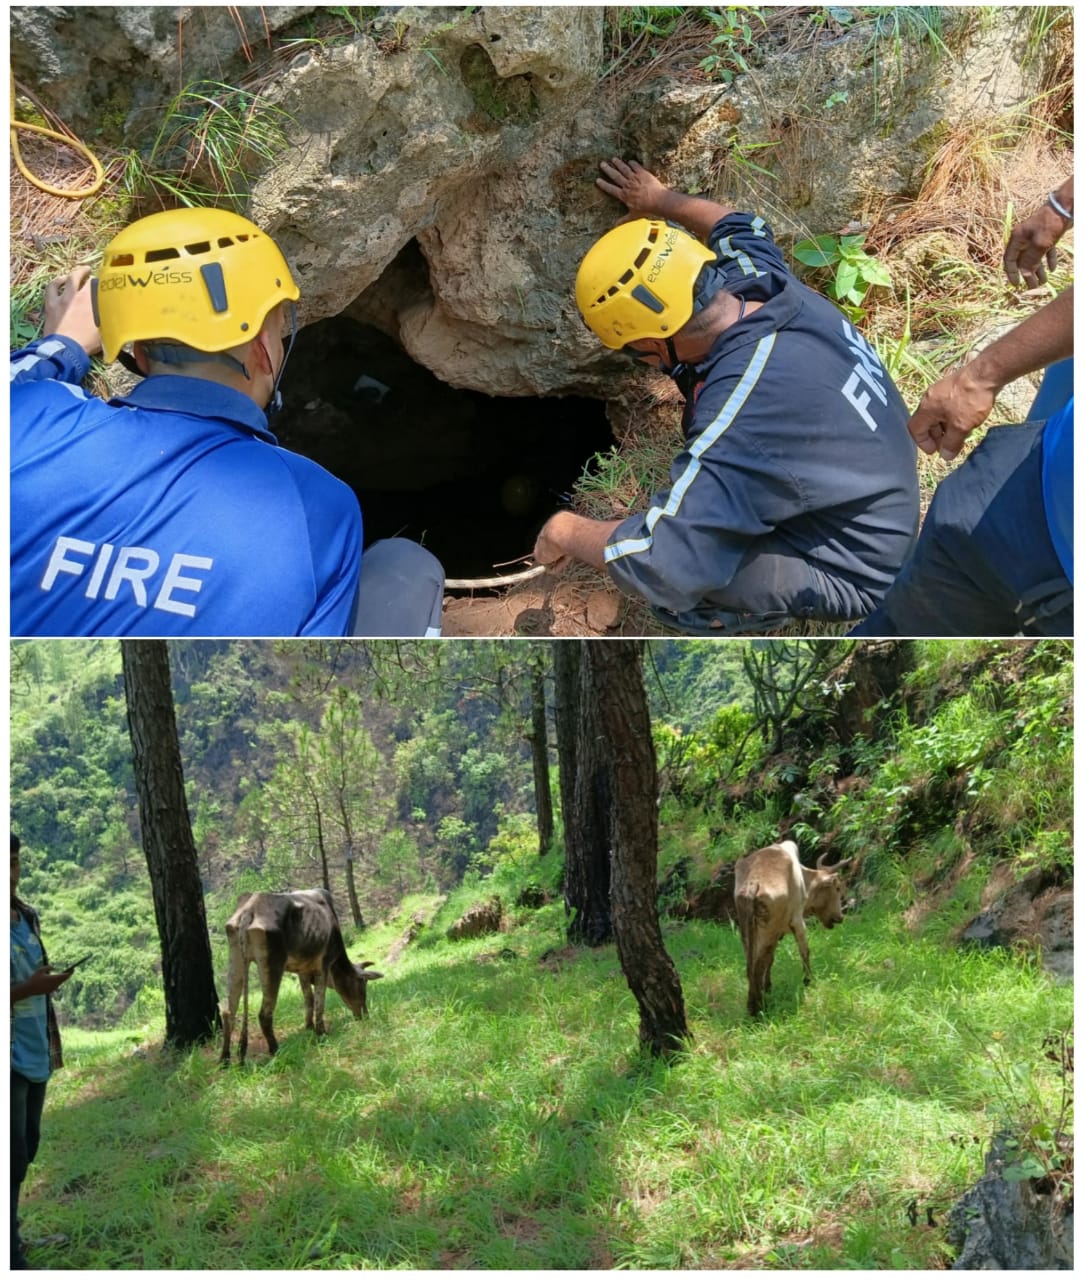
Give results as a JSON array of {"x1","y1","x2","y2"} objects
[{"x1": 734, "y1": 840, "x2": 850, "y2": 1017}]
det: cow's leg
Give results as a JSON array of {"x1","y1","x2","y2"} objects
[
  {"x1": 313, "y1": 971, "x2": 328, "y2": 1037},
  {"x1": 257, "y1": 959, "x2": 285, "y2": 1057},
  {"x1": 220, "y1": 1007, "x2": 234, "y2": 1065},
  {"x1": 299, "y1": 975, "x2": 316, "y2": 1031},
  {"x1": 736, "y1": 905, "x2": 753, "y2": 983},
  {"x1": 791, "y1": 919, "x2": 813, "y2": 984},
  {"x1": 220, "y1": 934, "x2": 245, "y2": 1065},
  {"x1": 239, "y1": 974, "x2": 249, "y2": 1065},
  {"x1": 748, "y1": 945, "x2": 772, "y2": 1016}
]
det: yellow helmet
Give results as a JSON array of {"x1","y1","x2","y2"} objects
[
  {"x1": 575, "y1": 219, "x2": 716, "y2": 349},
  {"x1": 93, "y1": 207, "x2": 300, "y2": 362}
]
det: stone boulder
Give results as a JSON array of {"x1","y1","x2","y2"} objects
[
  {"x1": 10, "y1": 7, "x2": 316, "y2": 135},
  {"x1": 670, "y1": 863, "x2": 739, "y2": 926},
  {"x1": 948, "y1": 1131, "x2": 1072, "y2": 1269},
  {"x1": 960, "y1": 866, "x2": 1073, "y2": 980},
  {"x1": 10, "y1": 7, "x2": 1057, "y2": 403},
  {"x1": 248, "y1": 7, "x2": 612, "y2": 397},
  {"x1": 446, "y1": 894, "x2": 504, "y2": 942}
]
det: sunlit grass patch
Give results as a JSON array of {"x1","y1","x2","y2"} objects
[{"x1": 30, "y1": 888, "x2": 1070, "y2": 1270}]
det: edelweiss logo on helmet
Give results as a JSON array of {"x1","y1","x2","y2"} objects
[
  {"x1": 100, "y1": 268, "x2": 194, "y2": 291},
  {"x1": 646, "y1": 228, "x2": 681, "y2": 283}
]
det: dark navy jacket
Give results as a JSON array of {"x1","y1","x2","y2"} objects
[
  {"x1": 10, "y1": 336, "x2": 362, "y2": 636},
  {"x1": 604, "y1": 213, "x2": 920, "y2": 616}
]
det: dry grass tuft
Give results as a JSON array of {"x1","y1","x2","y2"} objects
[{"x1": 866, "y1": 123, "x2": 1070, "y2": 269}]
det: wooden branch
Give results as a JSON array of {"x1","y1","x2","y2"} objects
[{"x1": 444, "y1": 565, "x2": 549, "y2": 591}]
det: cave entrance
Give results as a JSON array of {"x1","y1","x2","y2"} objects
[{"x1": 273, "y1": 315, "x2": 614, "y2": 580}]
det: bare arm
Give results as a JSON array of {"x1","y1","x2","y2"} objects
[
  {"x1": 596, "y1": 158, "x2": 734, "y2": 242},
  {"x1": 1003, "y1": 177, "x2": 1074, "y2": 287},
  {"x1": 533, "y1": 510, "x2": 624, "y2": 573},
  {"x1": 909, "y1": 285, "x2": 1074, "y2": 459}
]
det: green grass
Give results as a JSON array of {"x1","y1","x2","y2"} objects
[
  {"x1": 116, "y1": 80, "x2": 294, "y2": 209},
  {"x1": 25, "y1": 895, "x2": 1070, "y2": 1270}
]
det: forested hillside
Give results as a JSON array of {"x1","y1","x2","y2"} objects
[
  {"x1": 9, "y1": 638, "x2": 1070, "y2": 1025},
  {"x1": 8, "y1": 638, "x2": 1072, "y2": 1269}
]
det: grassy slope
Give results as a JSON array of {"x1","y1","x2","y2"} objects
[{"x1": 26, "y1": 893, "x2": 1069, "y2": 1270}]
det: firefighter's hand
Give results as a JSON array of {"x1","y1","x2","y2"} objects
[
  {"x1": 907, "y1": 367, "x2": 996, "y2": 461},
  {"x1": 1003, "y1": 206, "x2": 1065, "y2": 288},
  {"x1": 533, "y1": 514, "x2": 574, "y2": 574},
  {"x1": 596, "y1": 158, "x2": 672, "y2": 219},
  {"x1": 44, "y1": 266, "x2": 102, "y2": 356}
]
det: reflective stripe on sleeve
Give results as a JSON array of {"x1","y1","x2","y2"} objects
[{"x1": 605, "y1": 333, "x2": 777, "y2": 563}]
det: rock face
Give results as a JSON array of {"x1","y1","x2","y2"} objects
[
  {"x1": 446, "y1": 895, "x2": 504, "y2": 942},
  {"x1": 9, "y1": 7, "x2": 316, "y2": 132},
  {"x1": 960, "y1": 867, "x2": 1073, "y2": 980},
  {"x1": 948, "y1": 1131, "x2": 1073, "y2": 1269},
  {"x1": 10, "y1": 8, "x2": 1050, "y2": 400},
  {"x1": 248, "y1": 7, "x2": 612, "y2": 397}
]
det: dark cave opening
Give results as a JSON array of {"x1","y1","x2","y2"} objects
[{"x1": 273, "y1": 314, "x2": 614, "y2": 579}]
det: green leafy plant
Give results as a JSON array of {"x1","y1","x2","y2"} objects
[
  {"x1": 699, "y1": 7, "x2": 765, "y2": 84},
  {"x1": 793, "y1": 233, "x2": 893, "y2": 318},
  {"x1": 978, "y1": 1027, "x2": 1073, "y2": 1196},
  {"x1": 617, "y1": 6, "x2": 686, "y2": 39}
]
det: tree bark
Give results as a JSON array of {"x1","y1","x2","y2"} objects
[
  {"x1": 343, "y1": 837, "x2": 364, "y2": 929},
  {"x1": 586, "y1": 640, "x2": 689, "y2": 1057},
  {"x1": 529, "y1": 665, "x2": 554, "y2": 855},
  {"x1": 121, "y1": 640, "x2": 219, "y2": 1049},
  {"x1": 306, "y1": 780, "x2": 332, "y2": 892},
  {"x1": 554, "y1": 642, "x2": 612, "y2": 946}
]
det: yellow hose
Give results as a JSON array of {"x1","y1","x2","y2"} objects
[{"x1": 10, "y1": 72, "x2": 105, "y2": 199}]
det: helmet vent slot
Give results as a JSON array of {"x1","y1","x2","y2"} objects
[
  {"x1": 184, "y1": 241, "x2": 212, "y2": 256},
  {"x1": 631, "y1": 284, "x2": 664, "y2": 314},
  {"x1": 199, "y1": 263, "x2": 230, "y2": 314},
  {"x1": 145, "y1": 248, "x2": 180, "y2": 263},
  {"x1": 217, "y1": 237, "x2": 235, "y2": 248},
  {"x1": 618, "y1": 269, "x2": 634, "y2": 285},
  {"x1": 632, "y1": 247, "x2": 651, "y2": 269}
]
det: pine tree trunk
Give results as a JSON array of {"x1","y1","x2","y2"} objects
[
  {"x1": 313, "y1": 790, "x2": 331, "y2": 893},
  {"x1": 554, "y1": 642, "x2": 612, "y2": 946},
  {"x1": 344, "y1": 841, "x2": 364, "y2": 928},
  {"x1": 585, "y1": 640, "x2": 690, "y2": 1057},
  {"x1": 121, "y1": 640, "x2": 220, "y2": 1049},
  {"x1": 529, "y1": 666, "x2": 554, "y2": 855}
]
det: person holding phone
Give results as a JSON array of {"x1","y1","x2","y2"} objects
[{"x1": 10, "y1": 832, "x2": 70, "y2": 1271}]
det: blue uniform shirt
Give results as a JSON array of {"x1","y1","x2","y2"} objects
[
  {"x1": 11, "y1": 335, "x2": 363, "y2": 636},
  {"x1": 1041, "y1": 396, "x2": 1073, "y2": 584},
  {"x1": 604, "y1": 213, "x2": 920, "y2": 617}
]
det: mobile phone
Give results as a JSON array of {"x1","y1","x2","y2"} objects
[{"x1": 60, "y1": 953, "x2": 93, "y2": 972}]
